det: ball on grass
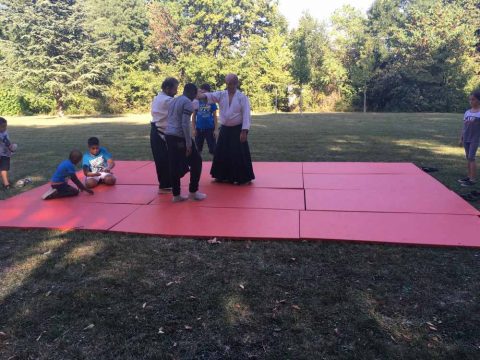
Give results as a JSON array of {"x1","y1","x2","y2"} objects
[{"x1": 10, "y1": 143, "x2": 18, "y2": 152}]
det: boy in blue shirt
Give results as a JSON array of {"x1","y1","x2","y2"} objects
[
  {"x1": 192, "y1": 84, "x2": 218, "y2": 155},
  {"x1": 82, "y1": 137, "x2": 116, "y2": 189},
  {"x1": 0, "y1": 117, "x2": 18, "y2": 190},
  {"x1": 42, "y1": 150, "x2": 94, "y2": 200}
]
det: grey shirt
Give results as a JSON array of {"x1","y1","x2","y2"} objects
[
  {"x1": 165, "y1": 95, "x2": 194, "y2": 146},
  {"x1": 463, "y1": 109, "x2": 480, "y2": 143}
]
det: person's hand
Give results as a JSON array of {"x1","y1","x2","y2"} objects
[
  {"x1": 93, "y1": 172, "x2": 101, "y2": 177},
  {"x1": 186, "y1": 147, "x2": 192, "y2": 157},
  {"x1": 86, "y1": 188, "x2": 94, "y2": 195},
  {"x1": 214, "y1": 128, "x2": 219, "y2": 138},
  {"x1": 103, "y1": 168, "x2": 111, "y2": 173},
  {"x1": 459, "y1": 138, "x2": 464, "y2": 146},
  {"x1": 240, "y1": 130, "x2": 248, "y2": 143},
  {"x1": 192, "y1": 129, "x2": 197, "y2": 138}
]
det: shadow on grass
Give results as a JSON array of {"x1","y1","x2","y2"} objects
[{"x1": 1, "y1": 229, "x2": 480, "y2": 359}]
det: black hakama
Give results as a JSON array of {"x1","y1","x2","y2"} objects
[{"x1": 210, "y1": 124, "x2": 255, "y2": 184}]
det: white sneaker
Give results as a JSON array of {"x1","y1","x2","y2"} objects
[
  {"x1": 189, "y1": 191, "x2": 207, "y2": 201},
  {"x1": 172, "y1": 194, "x2": 188, "y2": 203},
  {"x1": 41, "y1": 187, "x2": 57, "y2": 200}
]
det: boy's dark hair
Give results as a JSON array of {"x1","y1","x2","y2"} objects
[
  {"x1": 0, "y1": 117, "x2": 7, "y2": 125},
  {"x1": 472, "y1": 90, "x2": 480, "y2": 102},
  {"x1": 184, "y1": 83, "x2": 198, "y2": 98},
  {"x1": 88, "y1": 137, "x2": 100, "y2": 147},
  {"x1": 69, "y1": 149, "x2": 82, "y2": 162},
  {"x1": 200, "y1": 84, "x2": 211, "y2": 92},
  {"x1": 162, "y1": 77, "x2": 179, "y2": 91}
]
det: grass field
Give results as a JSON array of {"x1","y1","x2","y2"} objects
[{"x1": 1, "y1": 113, "x2": 479, "y2": 359}]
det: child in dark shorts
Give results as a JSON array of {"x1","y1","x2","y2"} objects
[{"x1": 0, "y1": 117, "x2": 18, "y2": 190}]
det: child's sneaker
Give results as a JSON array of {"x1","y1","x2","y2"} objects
[
  {"x1": 172, "y1": 194, "x2": 188, "y2": 203},
  {"x1": 158, "y1": 187, "x2": 172, "y2": 194},
  {"x1": 189, "y1": 191, "x2": 207, "y2": 201},
  {"x1": 41, "y1": 187, "x2": 57, "y2": 200},
  {"x1": 2, "y1": 184, "x2": 11, "y2": 191},
  {"x1": 460, "y1": 179, "x2": 477, "y2": 187},
  {"x1": 457, "y1": 177, "x2": 470, "y2": 183}
]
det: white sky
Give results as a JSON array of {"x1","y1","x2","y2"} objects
[{"x1": 278, "y1": 0, "x2": 375, "y2": 28}]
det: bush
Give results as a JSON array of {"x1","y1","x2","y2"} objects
[
  {"x1": 64, "y1": 95, "x2": 99, "y2": 115},
  {"x1": 0, "y1": 88, "x2": 23, "y2": 115}
]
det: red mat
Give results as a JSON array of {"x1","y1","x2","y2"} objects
[
  {"x1": 305, "y1": 189, "x2": 478, "y2": 215},
  {"x1": 152, "y1": 186, "x2": 305, "y2": 210},
  {"x1": 1, "y1": 161, "x2": 479, "y2": 247},
  {"x1": 111, "y1": 205, "x2": 300, "y2": 240},
  {"x1": 0, "y1": 202, "x2": 139, "y2": 231},
  {"x1": 303, "y1": 162, "x2": 421, "y2": 174},
  {"x1": 300, "y1": 211, "x2": 480, "y2": 247}
]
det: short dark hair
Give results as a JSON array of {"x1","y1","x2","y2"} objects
[
  {"x1": 471, "y1": 90, "x2": 480, "y2": 102},
  {"x1": 184, "y1": 83, "x2": 198, "y2": 97},
  {"x1": 88, "y1": 137, "x2": 100, "y2": 147},
  {"x1": 200, "y1": 84, "x2": 211, "y2": 92},
  {"x1": 69, "y1": 149, "x2": 82, "y2": 162},
  {"x1": 162, "y1": 77, "x2": 179, "y2": 91},
  {"x1": 0, "y1": 117, "x2": 6, "y2": 125}
]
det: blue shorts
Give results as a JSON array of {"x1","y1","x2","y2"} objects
[{"x1": 464, "y1": 142, "x2": 479, "y2": 161}]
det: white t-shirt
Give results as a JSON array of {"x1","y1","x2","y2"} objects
[
  {"x1": 205, "y1": 90, "x2": 251, "y2": 130},
  {"x1": 151, "y1": 92, "x2": 173, "y2": 132}
]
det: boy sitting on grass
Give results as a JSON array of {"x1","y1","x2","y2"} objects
[
  {"x1": 42, "y1": 150, "x2": 94, "y2": 200},
  {"x1": 82, "y1": 137, "x2": 116, "y2": 189},
  {"x1": 0, "y1": 117, "x2": 18, "y2": 190}
]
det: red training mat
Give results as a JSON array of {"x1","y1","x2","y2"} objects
[{"x1": 303, "y1": 162, "x2": 422, "y2": 174}]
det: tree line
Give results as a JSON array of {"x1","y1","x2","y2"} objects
[{"x1": 0, "y1": 0, "x2": 478, "y2": 116}]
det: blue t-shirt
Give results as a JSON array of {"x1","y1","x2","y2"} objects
[
  {"x1": 51, "y1": 159, "x2": 77, "y2": 183},
  {"x1": 82, "y1": 147, "x2": 112, "y2": 173},
  {"x1": 195, "y1": 100, "x2": 217, "y2": 130}
]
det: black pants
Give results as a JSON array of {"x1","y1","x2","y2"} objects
[
  {"x1": 49, "y1": 183, "x2": 79, "y2": 199},
  {"x1": 195, "y1": 128, "x2": 216, "y2": 155},
  {"x1": 150, "y1": 124, "x2": 171, "y2": 189},
  {"x1": 166, "y1": 135, "x2": 202, "y2": 196}
]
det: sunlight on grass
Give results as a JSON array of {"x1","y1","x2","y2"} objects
[
  {"x1": 393, "y1": 139, "x2": 464, "y2": 157},
  {"x1": 64, "y1": 241, "x2": 104, "y2": 263},
  {"x1": 224, "y1": 294, "x2": 253, "y2": 326},
  {"x1": 0, "y1": 237, "x2": 68, "y2": 303}
]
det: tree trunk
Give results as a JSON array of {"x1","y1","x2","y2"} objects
[
  {"x1": 54, "y1": 90, "x2": 64, "y2": 117},
  {"x1": 363, "y1": 85, "x2": 367, "y2": 113},
  {"x1": 299, "y1": 86, "x2": 303, "y2": 115}
]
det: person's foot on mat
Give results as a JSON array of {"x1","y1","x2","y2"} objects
[
  {"x1": 2, "y1": 184, "x2": 11, "y2": 191},
  {"x1": 158, "y1": 187, "x2": 172, "y2": 194},
  {"x1": 41, "y1": 188, "x2": 57, "y2": 200},
  {"x1": 458, "y1": 177, "x2": 470, "y2": 183},
  {"x1": 189, "y1": 191, "x2": 207, "y2": 201},
  {"x1": 460, "y1": 179, "x2": 476, "y2": 187},
  {"x1": 172, "y1": 194, "x2": 188, "y2": 203}
]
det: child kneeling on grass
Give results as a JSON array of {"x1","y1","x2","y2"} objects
[
  {"x1": 42, "y1": 150, "x2": 94, "y2": 200},
  {"x1": 458, "y1": 90, "x2": 480, "y2": 187},
  {"x1": 82, "y1": 137, "x2": 116, "y2": 189},
  {"x1": 165, "y1": 83, "x2": 207, "y2": 203},
  {"x1": 0, "y1": 117, "x2": 18, "y2": 190}
]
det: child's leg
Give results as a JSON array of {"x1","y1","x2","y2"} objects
[
  {"x1": 46, "y1": 183, "x2": 79, "y2": 200},
  {"x1": 103, "y1": 174, "x2": 116, "y2": 186},
  {"x1": 150, "y1": 125, "x2": 172, "y2": 189},
  {"x1": 467, "y1": 142, "x2": 478, "y2": 180},
  {"x1": 85, "y1": 178, "x2": 99, "y2": 189},
  {"x1": 1, "y1": 171, "x2": 9, "y2": 186},
  {"x1": 206, "y1": 128, "x2": 216, "y2": 155},
  {"x1": 195, "y1": 130, "x2": 204, "y2": 153},
  {"x1": 187, "y1": 139, "x2": 202, "y2": 194},
  {"x1": 166, "y1": 136, "x2": 184, "y2": 197},
  {"x1": 0, "y1": 156, "x2": 11, "y2": 186},
  {"x1": 469, "y1": 161, "x2": 476, "y2": 181}
]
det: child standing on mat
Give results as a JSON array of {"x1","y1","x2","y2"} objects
[
  {"x1": 165, "y1": 83, "x2": 207, "y2": 203},
  {"x1": 192, "y1": 84, "x2": 218, "y2": 155},
  {"x1": 82, "y1": 137, "x2": 116, "y2": 189},
  {"x1": 42, "y1": 150, "x2": 94, "y2": 200},
  {"x1": 458, "y1": 90, "x2": 480, "y2": 187},
  {"x1": 0, "y1": 117, "x2": 18, "y2": 190}
]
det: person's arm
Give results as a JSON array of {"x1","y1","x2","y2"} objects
[
  {"x1": 200, "y1": 91, "x2": 222, "y2": 104},
  {"x1": 83, "y1": 165, "x2": 101, "y2": 177},
  {"x1": 192, "y1": 110, "x2": 198, "y2": 137},
  {"x1": 460, "y1": 113, "x2": 466, "y2": 146},
  {"x1": 103, "y1": 148, "x2": 115, "y2": 172},
  {"x1": 240, "y1": 95, "x2": 251, "y2": 143},
  {"x1": 182, "y1": 101, "x2": 194, "y2": 154},
  {"x1": 71, "y1": 174, "x2": 94, "y2": 194}
]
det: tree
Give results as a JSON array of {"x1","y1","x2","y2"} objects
[{"x1": 0, "y1": 0, "x2": 114, "y2": 115}]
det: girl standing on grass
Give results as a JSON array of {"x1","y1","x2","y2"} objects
[{"x1": 459, "y1": 90, "x2": 480, "y2": 187}]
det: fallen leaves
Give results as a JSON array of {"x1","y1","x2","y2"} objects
[
  {"x1": 83, "y1": 324, "x2": 95, "y2": 331},
  {"x1": 207, "y1": 238, "x2": 221, "y2": 244}
]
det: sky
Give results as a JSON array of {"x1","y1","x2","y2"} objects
[{"x1": 278, "y1": 0, "x2": 375, "y2": 28}]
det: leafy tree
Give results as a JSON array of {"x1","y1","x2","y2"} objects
[{"x1": 0, "y1": 0, "x2": 114, "y2": 115}]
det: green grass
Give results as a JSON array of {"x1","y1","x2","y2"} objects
[{"x1": 1, "y1": 113, "x2": 479, "y2": 359}]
